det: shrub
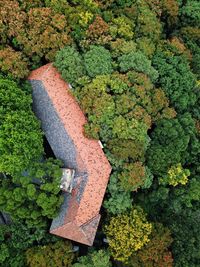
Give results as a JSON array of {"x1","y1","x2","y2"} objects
[
  {"x1": 104, "y1": 206, "x2": 152, "y2": 263},
  {"x1": 84, "y1": 46, "x2": 113, "y2": 77},
  {"x1": 54, "y1": 46, "x2": 85, "y2": 86}
]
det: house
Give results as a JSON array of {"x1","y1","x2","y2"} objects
[{"x1": 28, "y1": 64, "x2": 111, "y2": 246}]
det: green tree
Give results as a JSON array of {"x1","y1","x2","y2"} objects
[
  {"x1": 118, "y1": 51, "x2": 159, "y2": 82},
  {"x1": 83, "y1": 46, "x2": 113, "y2": 77},
  {"x1": 147, "y1": 113, "x2": 197, "y2": 175},
  {"x1": 109, "y1": 16, "x2": 134, "y2": 40},
  {"x1": 0, "y1": 221, "x2": 62, "y2": 267},
  {"x1": 0, "y1": 158, "x2": 63, "y2": 227},
  {"x1": 152, "y1": 51, "x2": 197, "y2": 112},
  {"x1": 73, "y1": 250, "x2": 111, "y2": 267},
  {"x1": 180, "y1": 1, "x2": 200, "y2": 27},
  {"x1": 0, "y1": 78, "x2": 43, "y2": 175},
  {"x1": 103, "y1": 173, "x2": 132, "y2": 215},
  {"x1": 54, "y1": 46, "x2": 85, "y2": 86}
]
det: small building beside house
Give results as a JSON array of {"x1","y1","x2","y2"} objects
[{"x1": 28, "y1": 64, "x2": 111, "y2": 246}]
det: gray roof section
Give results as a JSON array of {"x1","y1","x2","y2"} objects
[
  {"x1": 30, "y1": 80, "x2": 84, "y2": 173},
  {"x1": 30, "y1": 80, "x2": 88, "y2": 229}
]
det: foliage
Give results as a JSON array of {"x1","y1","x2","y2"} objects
[
  {"x1": 54, "y1": 46, "x2": 85, "y2": 86},
  {"x1": 118, "y1": 51, "x2": 159, "y2": 82},
  {"x1": 0, "y1": 0, "x2": 25, "y2": 45},
  {"x1": 135, "y1": 1, "x2": 162, "y2": 41},
  {"x1": 159, "y1": 163, "x2": 190, "y2": 186},
  {"x1": 180, "y1": 1, "x2": 200, "y2": 27},
  {"x1": 152, "y1": 50, "x2": 197, "y2": 112},
  {"x1": 26, "y1": 240, "x2": 75, "y2": 267},
  {"x1": 119, "y1": 162, "x2": 153, "y2": 191},
  {"x1": 0, "y1": 158, "x2": 63, "y2": 227},
  {"x1": 169, "y1": 205, "x2": 200, "y2": 267},
  {"x1": 0, "y1": 221, "x2": 61, "y2": 267},
  {"x1": 0, "y1": 78, "x2": 43, "y2": 175},
  {"x1": 0, "y1": 0, "x2": 200, "y2": 264},
  {"x1": 136, "y1": 37, "x2": 156, "y2": 58},
  {"x1": 110, "y1": 39, "x2": 137, "y2": 58},
  {"x1": 83, "y1": 46, "x2": 113, "y2": 77},
  {"x1": 0, "y1": 1, "x2": 72, "y2": 70},
  {"x1": 80, "y1": 16, "x2": 111, "y2": 48},
  {"x1": 103, "y1": 173, "x2": 132, "y2": 215},
  {"x1": 128, "y1": 223, "x2": 173, "y2": 267},
  {"x1": 104, "y1": 206, "x2": 152, "y2": 263},
  {"x1": 147, "y1": 113, "x2": 197, "y2": 175},
  {"x1": 16, "y1": 8, "x2": 72, "y2": 63},
  {"x1": 73, "y1": 250, "x2": 111, "y2": 267},
  {"x1": 0, "y1": 47, "x2": 29, "y2": 79},
  {"x1": 109, "y1": 16, "x2": 134, "y2": 40},
  {"x1": 0, "y1": 77, "x2": 63, "y2": 226}
]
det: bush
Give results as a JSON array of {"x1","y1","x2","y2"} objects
[
  {"x1": 84, "y1": 46, "x2": 113, "y2": 77},
  {"x1": 54, "y1": 46, "x2": 85, "y2": 86}
]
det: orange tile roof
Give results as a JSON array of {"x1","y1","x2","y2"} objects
[{"x1": 28, "y1": 64, "x2": 112, "y2": 245}]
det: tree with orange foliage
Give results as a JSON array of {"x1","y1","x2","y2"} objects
[
  {"x1": 0, "y1": 47, "x2": 29, "y2": 79},
  {"x1": 119, "y1": 162, "x2": 153, "y2": 191},
  {"x1": 128, "y1": 223, "x2": 173, "y2": 267}
]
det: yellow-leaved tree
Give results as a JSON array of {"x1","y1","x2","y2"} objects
[{"x1": 104, "y1": 206, "x2": 152, "y2": 263}]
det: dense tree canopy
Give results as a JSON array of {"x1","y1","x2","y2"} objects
[{"x1": 0, "y1": 0, "x2": 200, "y2": 266}]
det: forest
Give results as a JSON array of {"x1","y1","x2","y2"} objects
[{"x1": 0, "y1": 0, "x2": 200, "y2": 266}]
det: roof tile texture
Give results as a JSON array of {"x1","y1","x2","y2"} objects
[{"x1": 28, "y1": 64, "x2": 111, "y2": 245}]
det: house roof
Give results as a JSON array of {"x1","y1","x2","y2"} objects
[{"x1": 28, "y1": 64, "x2": 111, "y2": 246}]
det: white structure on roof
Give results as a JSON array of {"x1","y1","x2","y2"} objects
[{"x1": 60, "y1": 168, "x2": 75, "y2": 193}]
